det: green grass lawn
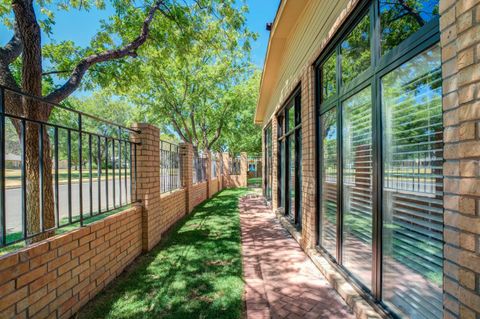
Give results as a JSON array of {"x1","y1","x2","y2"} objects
[
  {"x1": 247, "y1": 177, "x2": 261, "y2": 186},
  {"x1": 78, "y1": 188, "x2": 248, "y2": 319}
]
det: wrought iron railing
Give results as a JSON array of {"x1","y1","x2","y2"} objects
[
  {"x1": 230, "y1": 156, "x2": 241, "y2": 175},
  {"x1": 192, "y1": 152, "x2": 206, "y2": 184},
  {"x1": 0, "y1": 85, "x2": 139, "y2": 247},
  {"x1": 160, "y1": 140, "x2": 182, "y2": 193},
  {"x1": 211, "y1": 156, "x2": 218, "y2": 179}
]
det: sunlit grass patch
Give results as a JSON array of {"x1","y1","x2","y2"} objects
[{"x1": 78, "y1": 188, "x2": 248, "y2": 319}]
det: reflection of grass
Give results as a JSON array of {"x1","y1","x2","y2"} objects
[
  {"x1": 5, "y1": 168, "x2": 131, "y2": 188},
  {"x1": 78, "y1": 188, "x2": 247, "y2": 319},
  {"x1": 322, "y1": 204, "x2": 442, "y2": 286},
  {"x1": 0, "y1": 206, "x2": 129, "y2": 256}
]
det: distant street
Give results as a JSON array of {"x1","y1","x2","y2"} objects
[{"x1": 6, "y1": 179, "x2": 132, "y2": 233}]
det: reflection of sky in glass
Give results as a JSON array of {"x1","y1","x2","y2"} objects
[
  {"x1": 380, "y1": 0, "x2": 439, "y2": 53},
  {"x1": 380, "y1": 0, "x2": 439, "y2": 21}
]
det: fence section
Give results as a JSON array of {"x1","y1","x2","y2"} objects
[
  {"x1": 160, "y1": 140, "x2": 182, "y2": 193},
  {"x1": 0, "y1": 85, "x2": 139, "y2": 248},
  {"x1": 211, "y1": 155, "x2": 218, "y2": 179},
  {"x1": 193, "y1": 152, "x2": 207, "y2": 184},
  {"x1": 230, "y1": 156, "x2": 242, "y2": 175}
]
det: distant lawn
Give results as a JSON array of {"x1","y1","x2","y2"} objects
[
  {"x1": 247, "y1": 177, "x2": 261, "y2": 186},
  {"x1": 78, "y1": 188, "x2": 248, "y2": 319}
]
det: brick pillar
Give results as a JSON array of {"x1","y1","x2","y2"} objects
[
  {"x1": 300, "y1": 66, "x2": 317, "y2": 249},
  {"x1": 206, "y1": 151, "x2": 212, "y2": 198},
  {"x1": 180, "y1": 143, "x2": 194, "y2": 213},
  {"x1": 240, "y1": 152, "x2": 248, "y2": 187},
  {"x1": 440, "y1": 1, "x2": 480, "y2": 318},
  {"x1": 131, "y1": 123, "x2": 161, "y2": 252}
]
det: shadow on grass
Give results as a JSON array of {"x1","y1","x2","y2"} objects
[{"x1": 77, "y1": 188, "x2": 249, "y2": 319}]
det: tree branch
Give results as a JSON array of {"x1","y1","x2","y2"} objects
[
  {"x1": 0, "y1": 22, "x2": 23, "y2": 66},
  {"x1": 42, "y1": 69, "x2": 72, "y2": 76},
  {"x1": 45, "y1": 0, "x2": 165, "y2": 103}
]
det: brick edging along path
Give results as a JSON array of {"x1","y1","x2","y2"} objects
[{"x1": 240, "y1": 194, "x2": 355, "y2": 319}]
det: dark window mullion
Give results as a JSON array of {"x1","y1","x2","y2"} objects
[
  {"x1": 336, "y1": 101, "x2": 343, "y2": 264},
  {"x1": 335, "y1": 18, "x2": 343, "y2": 265},
  {"x1": 371, "y1": 0, "x2": 382, "y2": 301}
]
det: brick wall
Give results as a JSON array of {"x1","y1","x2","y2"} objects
[
  {"x1": 191, "y1": 182, "x2": 208, "y2": 208},
  {"x1": 0, "y1": 205, "x2": 142, "y2": 319},
  {"x1": 440, "y1": 1, "x2": 480, "y2": 318},
  {"x1": 159, "y1": 189, "x2": 187, "y2": 235},
  {"x1": 209, "y1": 178, "x2": 219, "y2": 198}
]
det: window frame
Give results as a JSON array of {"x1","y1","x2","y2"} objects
[
  {"x1": 277, "y1": 86, "x2": 302, "y2": 228},
  {"x1": 264, "y1": 122, "x2": 273, "y2": 201},
  {"x1": 314, "y1": 0, "x2": 441, "y2": 315}
]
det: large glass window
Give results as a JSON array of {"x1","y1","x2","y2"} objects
[
  {"x1": 264, "y1": 125, "x2": 273, "y2": 201},
  {"x1": 342, "y1": 87, "x2": 373, "y2": 289},
  {"x1": 319, "y1": 108, "x2": 338, "y2": 257},
  {"x1": 321, "y1": 53, "x2": 337, "y2": 102},
  {"x1": 380, "y1": 0, "x2": 439, "y2": 54},
  {"x1": 277, "y1": 90, "x2": 302, "y2": 227},
  {"x1": 288, "y1": 135, "x2": 295, "y2": 221},
  {"x1": 381, "y1": 44, "x2": 442, "y2": 318},
  {"x1": 316, "y1": 1, "x2": 441, "y2": 317},
  {"x1": 279, "y1": 139, "x2": 285, "y2": 208},
  {"x1": 341, "y1": 14, "x2": 371, "y2": 86}
]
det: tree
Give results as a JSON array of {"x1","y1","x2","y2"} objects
[
  {"x1": 217, "y1": 70, "x2": 262, "y2": 155},
  {"x1": 112, "y1": 3, "x2": 256, "y2": 152},
  {"x1": 0, "y1": 0, "x2": 250, "y2": 241}
]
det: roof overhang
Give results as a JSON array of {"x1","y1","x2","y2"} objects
[{"x1": 254, "y1": 0, "x2": 309, "y2": 125}]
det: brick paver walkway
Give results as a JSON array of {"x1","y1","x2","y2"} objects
[{"x1": 240, "y1": 195, "x2": 356, "y2": 319}]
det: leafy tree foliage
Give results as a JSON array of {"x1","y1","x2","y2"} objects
[{"x1": 107, "y1": 2, "x2": 258, "y2": 152}]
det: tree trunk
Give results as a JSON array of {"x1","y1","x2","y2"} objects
[{"x1": 24, "y1": 104, "x2": 55, "y2": 241}]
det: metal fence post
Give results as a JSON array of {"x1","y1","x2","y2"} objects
[{"x1": 0, "y1": 88, "x2": 6, "y2": 246}]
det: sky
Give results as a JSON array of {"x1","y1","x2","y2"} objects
[{"x1": 0, "y1": 0, "x2": 279, "y2": 70}]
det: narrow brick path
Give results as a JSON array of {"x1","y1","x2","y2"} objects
[{"x1": 240, "y1": 195, "x2": 355, "y2": 319}]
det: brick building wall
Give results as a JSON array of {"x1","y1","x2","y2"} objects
[
  {"x1": 440, "y1": 1, "x2": 480, "y2": 318},
  {"x1": 261, "y1": 0, "x2": 480, "y2": 318},
  {"x1": 0, "y1": 206, "x2": 142, "y2": 319}
]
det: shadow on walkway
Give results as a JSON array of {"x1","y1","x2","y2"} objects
[{"x1": 240, "y1": 195, "x2": 355, "y2": 319}]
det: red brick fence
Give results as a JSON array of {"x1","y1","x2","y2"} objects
[{"x1": 0, "y1": 123, "x2": 248, "y2": 319}]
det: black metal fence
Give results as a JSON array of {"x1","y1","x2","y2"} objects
[
  {"x1": 230, "y1": 156, "x2": 241, "y2": 175},
  {"x1": 0, "y1": 85, "x2": 139, "y2": 247},
  {"x1": 160, "y1": 140, "x2": 182, "y2": 193},
  {"x1": 192, "y1": 152, "x2": 207, "y2": 184},
  {"x1": 211, "y1": 155, "x2": 218, "y2": 179}
]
